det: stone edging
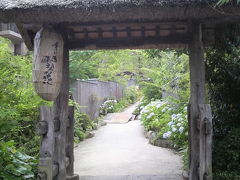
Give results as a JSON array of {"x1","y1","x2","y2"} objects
[{"x1": 144, "y1": 130, "x2": 173, "y2": 149}]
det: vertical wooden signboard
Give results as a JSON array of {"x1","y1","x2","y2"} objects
[{"x1": 33, "y1": 28, "x2": 64, "y2": 101}]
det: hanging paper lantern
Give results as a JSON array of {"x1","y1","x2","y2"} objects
[{"x1": 33, "y1": 28, "x2": 64, "y2": 101}]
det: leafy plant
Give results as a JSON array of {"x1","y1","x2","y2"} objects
[
  {"x1": 99, "y1": 98, "x2": 118, "y2": 115},
  {"x1": 0, "y1": 141, "x2": 37, "y2": 180},
  {"x1": 206, "y1": 24, "x2": 240, "y2": 179},
  {"x1": 125, "y1": 86, "x2": 140, "y2": 104},
  {"x1": 69, "y1": 100, "x2": 96, "y2": 143},
  {"x1": 216, "y1": 0, "x2": 240, "y2": 6},
  {"x1": 139, "y1": 99, "x2": 188, "y2": 149},
  {"x1": 69, "y1": 50, "x2": 99, "y2": 82},
  {"x1": 140, "y1": 51, "x2": 189, "y2": 103},
  {"x1": 0, "y1": 37, "x2": 49, "y2": 178}
]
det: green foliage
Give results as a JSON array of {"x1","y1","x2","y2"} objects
[
  {"x1": 206, "y1": 24, "x2": 240, "y2": 179},
  {"x1": 18, "y1": 136, "x2": 40, "y2": 158},
  {"x1": 0, "y1": 37, "x2": 49, "y2": 178},
  {"x1": 216, "y1": 0, "x2": 240, "y2": 6},
  {"x1": 124, "y1": 86, "x2": 141, "y2": 104},
  {"x1": 112, "y1": 98, "x2": 130, "y2": 112},
  {"x1": 133, "y1": 99, "x2": 149, "y2": 115},
  {"x1": 99, "y1": 87, "x2": 140, "y2": 115},
  {"x1": 140, "y1": 100, "x2": 169, "y2": 132},
  {"x1": 99, "y1": 98, "x2": 118, "y2": 115},
  {"x1": 0, "y1": 141, "x2": 37, "y2": 180},
  {"x1": 69, "y1": 49, "x2": 148, "y2": 85},
  {"x1": 69, "y1": 100, "x2": 96, "y2": 143},
  {"x1": 181, "y1": 147, "x2": 189, "y2": 171},
  {"x1": 212, "y1": 128, "x2": 240, "y2": 174},
  {"x1": 137, "y1": 50, "x2": 189, "y2": 150},
  {"x1": 139, "y1": 100, "x2": 188, "y2": 149},
  {"x1": 69, "y1": 51, "x2": 99, "y2": 82},
  {"x1": 213, "y1": 171, "x2": 240, "y2": 180},
  {"x1": 91, "y1": 50, "x2": 146, "y2": 84},
  {"x1": 0, "y1": 37, "x2": 48, "y2": 143},
  {"x1": 140, "y1": 81, "x2": 162, "y2": 102},
  {"x1": 140, "y1": 50, "x2": 190, "y2": 103}
]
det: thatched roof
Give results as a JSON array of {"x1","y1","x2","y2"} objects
[
  {"x1": 0, "y1": 0, "x2": 239, "y2": 24},
  {"x1": 0, "y1": 0, "x2": 239, "y2": 51},
  {"x1": 0, "y1": 0, "x2": 215, "y2": 9}
]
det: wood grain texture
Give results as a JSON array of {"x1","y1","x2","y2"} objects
[
  {"x1": 38, "y1": 106, "x2": 55, "y2": 180},
  {"x1": 33, "y1": 28, "x2": 64, "y2": 101},
  {"x1": 53, "y1": 40, "x2": 69, "y2": 180},
  {"x1": 199, "y1": 104, "x2": 212, "y2": 180},
  {"x1": 66, "y1": 107, "x2": 75, "y2": 175},
  {"x1": 188, "y1": 22, "x2": 205, "y2": 180}
]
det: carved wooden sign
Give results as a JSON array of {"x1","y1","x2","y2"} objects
[{"x1": 33, "y1": 28, "x2": 63, "y2": 101}]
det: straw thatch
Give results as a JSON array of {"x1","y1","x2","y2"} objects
[
  {"x1": 0, "y1": 0, "x2": 239, "y2": 50},
  {"x1": 0, "y1": 0, "x2": 217, "y2": 9},
  {"x1": 0, "y1": 0, "x2": 239, "y2": 24}
]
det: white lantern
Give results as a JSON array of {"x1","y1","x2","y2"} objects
[{"x1": 33, "y1": 28, "x2": 64, "y2": 101}]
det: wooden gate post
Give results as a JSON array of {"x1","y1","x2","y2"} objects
[
  {"x1": 38, "y1": 106, "x2": 56, "y2": 180},
  {"x1": 38, "y1": 106, "x2": 79, "y2": 180},
  {"x1": 53, "y1": 38, "x2": 69, "y2": 180},
  {"x1": 199, "y1": 104, "x2": 212, "y2": 180},
  {"x1": 66, "y1": 106, "x2": 80, "y2": 180},
  {"x1": 188, "y1": 22, "x2": 205, "y2": 180},
  {"x1": 36, "y1": 27, "x2": 79, "y2": 180}
]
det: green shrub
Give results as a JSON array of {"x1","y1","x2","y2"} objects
[
  {"x1": 99, "y1": 98, "x2": 118, "y2": 115},
  {"x1": 140, "y1": 100, "x2": 169, "y2": 132},
  {"x1": 75, "y1": 111, "x2": 95, "y2": 132},
  {"x1": 99, "y1": 96, "x2": 134, "y2": 115},
  {"x1": 19, "y1": 136, "x2": 40, "y2": 158},
  {"x1": 69, "y1": 100, "x2": 95, "y2": 142},
  {"x1": 181, "y1": 146, "x2": 189, "y2": 171},
  {"x1": 112, "y1": 98, "x2": 130, "y2": 112},
  {"x1": 0, "y1": 141, "x2": 37, "y2": 180},
  {"x1": 213, "y1": 171, "x2": 240, "y2": 180},
  {"x1": 212, "y1": 128, "x2": 240, "y2": 178},
  {"x1": 139, "y1": 99, "x2": 188, "y2": 149},
  {"x1": 139, "y1": 82, "x2": 162, "y2": 102},
  {"x1": 125, "y1": 86, "x2": 141, "y2": 104},
  {"x1": 133, "y1": 99, "x2": 149, "y2": 115},
  {"x1": 0, "y1": 37, "x2": 49, "y2": 178},
  {"x1": 206, "y1": 24, "x2": 240, "y2": 178},
  {"x1": 74, "y1": 129, "x2": 85, "y2": 142}
]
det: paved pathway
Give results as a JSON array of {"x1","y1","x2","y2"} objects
[
  {"x1": 74, "y1": 105, "x2": 183, "y2": 180},
  {"x1": 103, "y1": 103, "x2": 138, "y2": 124}
]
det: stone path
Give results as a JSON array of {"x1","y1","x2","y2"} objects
[{"x1": 74, "y1": 104, "x2": 183, "y2": 180}]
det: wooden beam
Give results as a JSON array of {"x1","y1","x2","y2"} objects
[
  {"x1": 188, "y1": 22, "x2": 205, "y2": 180},
  {"x1": 67, "y1": 22, "x2": 188, "y2": 32},
  {"x1": 15, "y1": 22, "x2": 34, "y2": 50},
  {"x1": 67, "y1": 35, "x2": 190, "y2": 50}
]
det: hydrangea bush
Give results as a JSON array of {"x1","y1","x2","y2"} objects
[
  {"x1": 161, "y1": 107, "x2": 188, "y2": 148},
  {"x1": 140, "y1": 100, "x2": 171, "y2": 132},
  {"x1": 99, "y1": 99, "x2": 117, "y2": 115},
  {"x1": 139, "y1": 99, "x2": 188, "y2": 148}
]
